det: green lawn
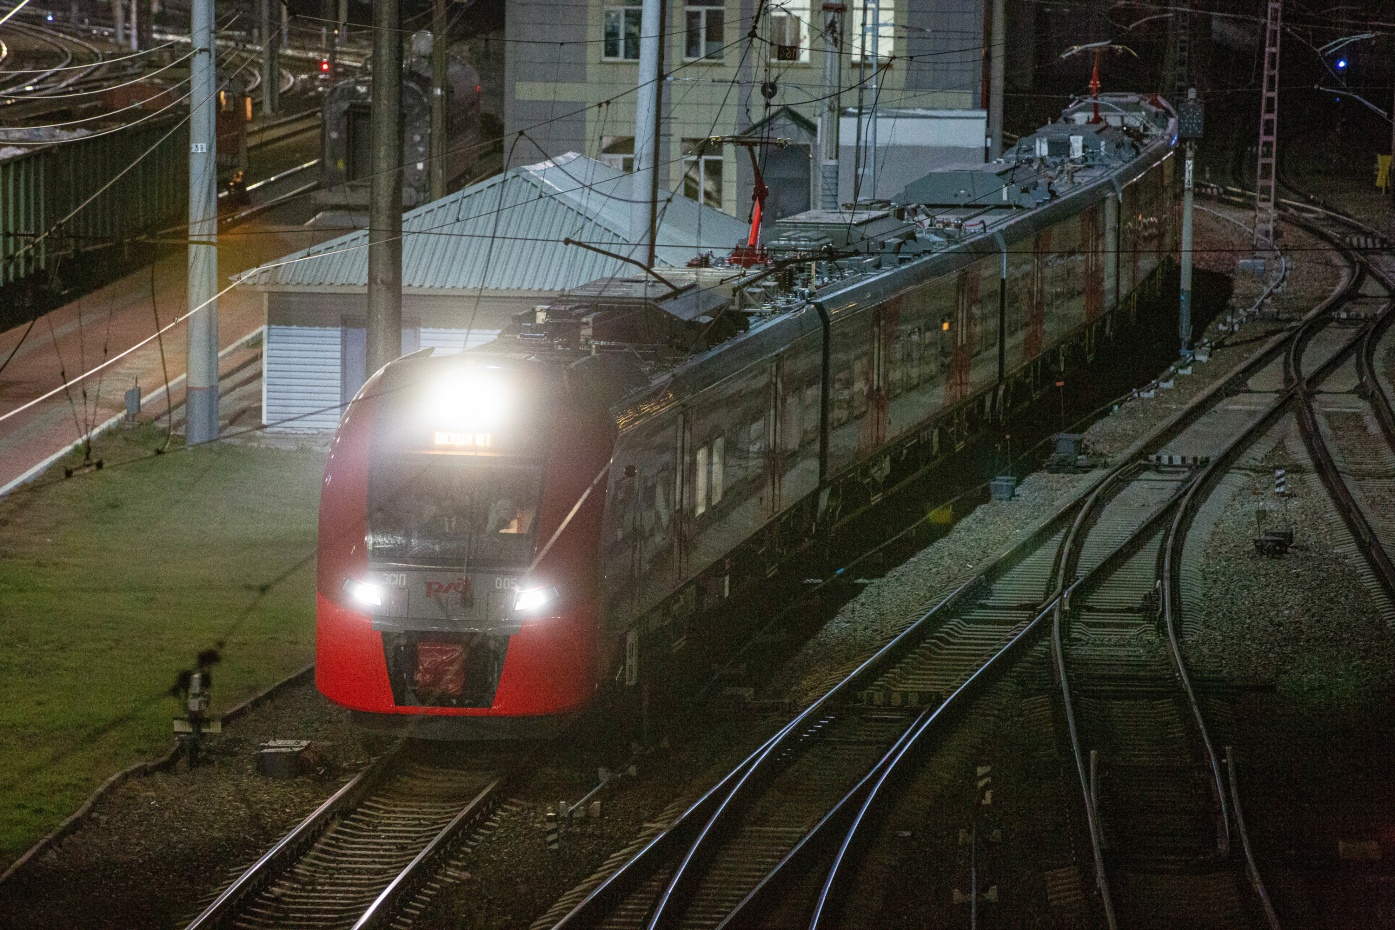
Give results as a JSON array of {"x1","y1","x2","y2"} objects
[{"x1": 0, "y1": 424, "x2": 326, "y2": 861}]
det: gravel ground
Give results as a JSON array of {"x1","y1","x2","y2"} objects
[
  {"x1": 0, "y1": 199, "x2": 1329, "y2": 929},
  {"x1": 1185, "y1": 425, "x2": 1393, "y2": 697},
  {"x1": 0, "y1": 679, "x2": 366, "y2": 929}
]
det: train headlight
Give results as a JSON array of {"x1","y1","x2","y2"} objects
[
  {"x1": 427, "y1": 368, "x2": 509, "y2": 431},
  {"x1": 513, "y1": 585, "x2": 557, "y2": 614},
  {"x1": 344, "y1": 578, "x2": 384, "y2": 608}
]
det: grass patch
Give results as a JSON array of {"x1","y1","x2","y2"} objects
[{"x1": 0, "y1": 423, "x2": 325, "y2": 861}]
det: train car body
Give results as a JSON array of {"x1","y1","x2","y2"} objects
[{"x1": 316, "y1": 94, "x2": 1179, "y2": 737}]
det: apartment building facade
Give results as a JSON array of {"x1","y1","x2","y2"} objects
[{"x1": 504, "y1": 0, "x2": 986, "y2": 224}]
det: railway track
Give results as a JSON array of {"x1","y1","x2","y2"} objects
[
  {"x1": 517, "y1": 194, "x2": 1395, "y2": 930},
  {"x1": 0, "y1": 19, "x2": 108, "y2": 98},
  {"x1": 524, "y1": 208, "x2": 1366, "y2": 929},
  {"x1": 1046, "y1": 202, "x2": 1390, "y2": 928},
  {"x1": 184, "y1": 745, "x2": 515, "y2": 930}
]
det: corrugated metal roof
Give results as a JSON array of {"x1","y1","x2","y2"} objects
[{"x1": 239, "y1": 152, "x2": 748, "y2": 293}]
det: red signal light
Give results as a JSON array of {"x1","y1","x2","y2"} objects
[{"x1": 320, "y1": 59, "x2": 331, "y2": 73}]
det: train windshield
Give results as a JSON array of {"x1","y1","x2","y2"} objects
[{"x1": 367, "y1": 455, "x2": 542, "y2": 569}]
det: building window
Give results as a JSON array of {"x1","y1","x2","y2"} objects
[
  {"x1": 769, "y1": 0, "x2": 810, "y2": 63},
  {"x1": 850, "y1": 0, "x2": 895, "y2": 64},
  {"x1": 682, "y1": 138, "x2": 723, "y2": 208},
  {"x1": 603, "y1": 0, "x2": 643, "y2": 61},
  {"x1": 685, "y1": 1, "x2": 725, "y2": 61},
  {"x1": 600, "y1": 136, "x2": 635, "y2": 173}
]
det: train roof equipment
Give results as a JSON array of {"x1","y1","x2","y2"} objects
[{"x1": 465, "y1": 93, "x2": 1175, "y2": 408}]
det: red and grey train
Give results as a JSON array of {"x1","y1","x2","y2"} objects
[{"x1": 316, "y1": 94, "x2": 1179, "y2": 736}]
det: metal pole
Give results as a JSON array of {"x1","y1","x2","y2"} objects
[
  {"x1": 366, "y1": 0, "x2": 403, "y2": 376},
  {"x1": 1253, "y1": 0, "x2": 1281, "y2": 249},
  {"x1": 138, "y1": 0, "x2": 153, "y2": 50},
  {"x1": 113, "y1": 0, "x2": 125, "y2": 48},
  {"x1": 1181, "y1": 137, "x2": 1195, "y2": 353},
  {"x1": 852, "y1": 0, "x2": 867, "y2": 201},
  {"x1": 324, "y1": 0, "x2": 338, "y2": 82},
  {"x1": 186, "y1": 0, "x2": 219, "y2": 446},
  {"x1": 430, "y1": 0, "x2": 448, "y2": 202},
  {"x1": 630, "y1": 0, "x2": 664, "y2": 266},
  {"x1": 260, "y1": 0, "x2": 278, "y2": 117},
  {"x1": 819, "y1": 2, "x2": 843, "y2": 210},
  {"x1": 867, "y1": 0, "x2": 879, "y2": 200},
  {"x1": 281, "y1": 0, "x2": 290, "y2": 51},
  {"x1": 128, "y1": 0, "x2": 138, "y2": 51},
  {"x1": 988, "y1": 0, "x2": 1005, "y2": 159}
]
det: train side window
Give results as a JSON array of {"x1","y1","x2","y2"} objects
[
  {"x1": 695, "y1": 445, "x2": 710, "y2": 516},
  {"x1": 711, "y1": 435, "x2": 725, "y2": 506},
  {"x1": 746, "y1": 417, "x2": 765, "y2": 460}
]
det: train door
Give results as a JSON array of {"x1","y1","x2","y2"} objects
[
  {"x1": 1026, "y1": 230, "x2": 1049, "y2": 364},
  {"x1": 1084, "y1": 206, "x2": 1104, "y2": 323},
  {"x1": 1104, "y1": 193, "x2": 1120, "y2": 313},
  {"x1": 768, "y1": 358, "x2": 784, "y2": 516},
  {"x1": 675, "y1": 411, "x2": 692, "y2": 580},
  {"x1": 869, "y1": 309, "x2": 888, "y2": 448},
  {"x1": 944, "y1": 269, "x2": 977, "y2": 410}
]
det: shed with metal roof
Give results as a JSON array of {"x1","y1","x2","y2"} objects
[{"x1": 240, "y1": 152, "x2": 746, "y2": 431}]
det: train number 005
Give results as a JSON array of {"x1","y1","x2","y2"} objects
[{"x1": 494, "y1": 577, "x2": 519, "y2": 590}]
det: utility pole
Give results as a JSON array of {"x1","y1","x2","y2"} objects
[
  {"x1": 323, "y1": 0, "x2": 338, "y2": 82},
  {"x1": 1178, "y1": 88, "x2": 1204, "y2": 356},
  {"x1": 113, "y1": 1, "x2": 125, "y2": 48},
  {"x1": 366, "y1": 0, "x2": 403, "y2": 376},
  {"x1": 631, "y1": 0, "x2": 665, "y2": 267},
  {"x1": 430, "y1": 0, "x2": 448, "y2": 202},
  {"x1": 1253, "y1": 0, "x2": 1281, "y2": 250},
  {"x1": 186, "y1": 0, "x2": 219, "y2": 446},
  {"x1": 260, "y1": 0, "x2": 279, "y2": 117},
  {"x1": 137, "y1": 0, "x2": 153, "y2": 50},
  {"x1": 818, "y1": 2, "x2": 844, "y2": 210},
  {"x1": 867, "y1": 0, "x2": 880, "y2": 200},
  {"x1": 127, "y1": 0, "x2": 138, "y2": 51},
  {"x1": 987, "y1": 0, "x2": 1005, "y2": 159}
]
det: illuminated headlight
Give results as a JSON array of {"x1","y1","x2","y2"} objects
[
  {"x1": 343, "y1": 578, "x2": 384, "y2": 608},
  {"x1": 427, "y1": 368, "x2": 509, "y2": 430},
  {"x1": 513, "y1": 585, "x2": 558, "y2": 613}
]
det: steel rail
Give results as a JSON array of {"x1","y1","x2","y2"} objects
[
  {"x1": 1288, "y1": 224, "x2": 1395, "y2": 600},
  {"x1": 1047, "y1": 197, "x2": 1373, "y2": 930},
  {"x1": 183, "y1": 747, "x2": 402, "y2": 929},
  {"x1": 1225, "y1": 746, "x2": 1280, "y2": 929},
  {"x1": 542, "y1": 225, "x2": 1381, "y2": 930},
  {"x1": 185, "y1": 747, "x2": 506, "y2": 930},
  {"x1": 351, "y1": 778, "x2": 503, "y2": 930}
]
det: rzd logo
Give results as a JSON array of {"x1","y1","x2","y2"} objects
[{"x1": 426, "y1": 579, "x2": 471, "y2": 598}]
